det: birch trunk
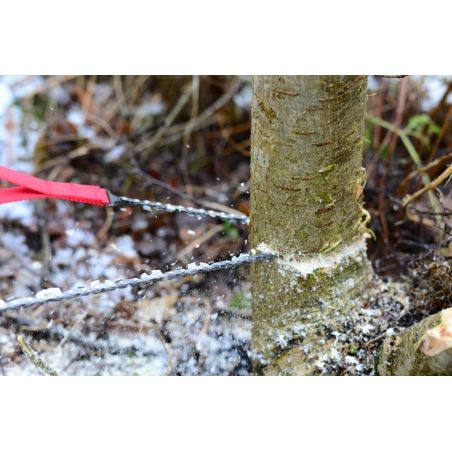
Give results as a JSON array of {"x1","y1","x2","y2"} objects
[{"x1": 250, "y1": 75, "x2": 373, "y2": 375}]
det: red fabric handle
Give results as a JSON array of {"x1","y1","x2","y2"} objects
[{"x1": 0, "y1": 166, "x2": 110, "y2": 206}]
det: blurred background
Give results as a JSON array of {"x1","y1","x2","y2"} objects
[{"x1": 0, "y1": 75, "x2": 450, "y2": 375}]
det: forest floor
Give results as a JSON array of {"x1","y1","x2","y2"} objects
[{"x1": 0, "y1": 76, "x2": 450, "y2": 375}]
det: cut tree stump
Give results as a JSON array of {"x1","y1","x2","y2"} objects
[{"x1": 377, "y1": 308, "x2": 452, "y2": 376}]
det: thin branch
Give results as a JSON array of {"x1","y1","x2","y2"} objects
[
  {"x1": 159, "y1": 77, "x2": 243, "y2": 147},
  {"x1": 367, "y1": 115, "x2": 442, "y2": 217},
  {"x1": 403, "y1": 165, "x2": 452, "y2": 207},
  {"x1": 17, "y1": 335, "x2": 59, "y2": 376},
  {"x1": 137, "y1": 88, "x2": 193, "y2": 157}
]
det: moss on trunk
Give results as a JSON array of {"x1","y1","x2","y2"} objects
[{"x1": 250, "y1": 75, "x2": 372, "y2": 375}]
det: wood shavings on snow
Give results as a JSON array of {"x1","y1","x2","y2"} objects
[{"x1": 311, "y1": 277, "x2": 409, "y2": 375}]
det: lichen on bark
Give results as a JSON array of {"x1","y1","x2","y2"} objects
[{"x1": 250, "y1": 75, "x2": 372, "y2": 375}]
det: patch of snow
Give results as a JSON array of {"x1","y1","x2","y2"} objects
[
  {"x1": 275, "y1": 334, "x2": 289, "y2": 348},
  {"x1": 0, "y1": 83, "x2": 13, "y2": 115},
  {"x1": 367, "y1": 76, "x2": 379, "y2": 92},
  {"x1": 385, "y1": 328, "x2": 395, "y2": 337},
  {"x1": 73, "y1": 248, "x2": 87, "y2": 261},
  {"x1": 233, "y1": 84, "x2": 252, "y2": 109},
  {"x1": 1, "y1": 232, "x2": 29, "y2": 255},
  {"x1": 0, "y1": 202, "x2": 35, "y2": 227},
  {"x1": 31, "y1": 262, "x2": 42, "y2": 270},
  {"x1": 67, "y1": 108, "x2": 84, "y2": 126},
  {"x1": 112, "y1": 235, "x2": 138, "y2": 259},
  {"x1": 343, "y1": 278, "x2": 356, "y2": 290},
  {"x1": 359, "y1": 324, "x2": 375, "y2": 335},
  {"x1": 345, "y1": 355, "x2": 359, "y2": 365},
  {"x1": 361, "y1": 308, "x2": 378, "y2": 317},
  {"x1": 135, "y1": 99, "x2": 165, "y2": 117},
  {"x1": 105, "y1": 145, "x2": 126, "y2": 162},
  {"x1": 52, "y1": 248, "x2": 73, "y2": 266},
  {"x1": 66, "y1": 227, "x2": 95, "y2": 247},
  {"x1": 412, "y1": 75, "x2": 452, "y2": 110}
]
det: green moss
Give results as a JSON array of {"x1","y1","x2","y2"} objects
[{"x1": 231, "y1": 291, "x2": 251, "y2": 310}]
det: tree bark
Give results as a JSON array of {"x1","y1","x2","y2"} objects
[
  {"x1": 377, "y1": 308, "x2": 452, "y2": 376},
  {"x1": 250, "y1": 75, "x2": 373, "y2": 375}
]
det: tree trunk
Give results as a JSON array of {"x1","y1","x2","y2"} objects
[
  {"x1": 250, "y1": 75, "x2": 373, "y2": 375},
  {"x1": 377, "y1": 308, "x2": 452, "y2": 376}
]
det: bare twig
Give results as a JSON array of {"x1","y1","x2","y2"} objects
[
  {"x1": 113, "y1": 75, "x2": 129, "y2": 117},
  {"x1": 17, "y1": 334, "x2": 59, "y2": 376},
  {"x1": 138, "y1": 87, "x2": 193, "y2": 157},
  {"x1": 402, "y1": 165, "x2": 452, "y2": 207},
  {"x1": 129, "y1": 157, "x2": 205, "y2": 206},
  {"x1": 388, "y1": 77, "x2": 408, "y2": 155},
  {"x1": 160, "y1": 77, "x2": 243, "y2": 146},
  {"x1": 398, "y1": 153, "x2": 452, "y2": 195},
  {"x1": 367, "y1": 115, "x2": 442, "y2": 218},
  {"x1": 176, "y1": 224, "x2": 224, "y2": 262},
  {"x1": 184, "y1": 75, "x2": 200, "y2": 143}
]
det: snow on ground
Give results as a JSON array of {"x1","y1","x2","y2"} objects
[
  {"x1": 0, "y1": 212, "x2": 254, "y2": 375},
  {"x1": 0, "y1": 76, "x2": 444, "y2": 375}
]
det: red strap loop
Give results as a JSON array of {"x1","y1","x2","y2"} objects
[{"x1": 0, "y1": 166, "x2": 110, "y2": 206}]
